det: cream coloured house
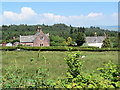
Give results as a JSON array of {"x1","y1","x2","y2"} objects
[{"x1": 86, "y1": 32, "x2": 106, "y2": 48}]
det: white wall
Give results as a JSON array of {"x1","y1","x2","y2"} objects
[
  {"x1": 88, "y1": 43, "x2": 103, "y2": 48},
  {"x1": 6, "y1": 43, "x2": 12, "y2": 46}
]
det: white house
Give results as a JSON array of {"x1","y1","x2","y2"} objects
[
  {"x1": 6, "y1": 43, "x2": 12, "y2": 46},
  {"x1": 86, "y1": 32, "x2": 106, "y2": 48}
]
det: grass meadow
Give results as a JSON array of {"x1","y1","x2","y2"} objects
[{"x1": 2, "y1": 51, "x2": 118, "y2": 80}]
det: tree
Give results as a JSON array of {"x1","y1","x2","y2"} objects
[
  {"x1": 70, "y1": 25, "x2": 73, "y2": 34},
  {"x1": 82, "y1": 27, "x2": 85, "y2": 33},
  {"x1": 62, "y1": 41, "x2": 67, "y2": 45},
  {"x1": 50, "y1": 35, "x2": 65, "y2": 43},
  {"x1": 78, "y1": 27, "x2": 80, "y2": 32},
  {"x1": 75, "y1": 32, "x2": 85, "y2": 46},
  {"x1": 102, "y1": 37, "x2": 111, "y2": 48},
  {"x1": 67, "y1": 37, "x2": 73, "y2": 45},
  {"x1": 78, "y1": 27, "x2": 85, "y2": 33},
  {"x1": 74, "y1": 29, "x2": 77, "y2": 33},
  {"x1": 109, "y1": 35, "x2": 119, "y2": 48}
]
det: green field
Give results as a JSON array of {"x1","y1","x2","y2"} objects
[{"x1": 2, "y1": 51, "x2": 118, "y2": 80}]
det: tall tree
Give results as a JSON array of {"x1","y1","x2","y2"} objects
[
  {"x1": 70, "y1": 25, "x2": 73, "y2": 34},
  {"x1": 78, "y1": 27, "x2": 85, "y2": 33},
  {"x1": 75, "y1": 32, "x2": 85, "y2": 46},
  {"x1": 74, "y1": 29, "x2": 77, "y2": 33},
  {"x1": 82, "y1": 27, "x2": 85, "y2": 33}
]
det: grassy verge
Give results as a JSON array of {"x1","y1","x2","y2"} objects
[{"x1": 2, "y1": 51, "x2": 118, "y2": 80}]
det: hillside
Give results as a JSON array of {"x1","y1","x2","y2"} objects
[{"x1": 2, "y1": 24, "x2": 118, "y2": 41}]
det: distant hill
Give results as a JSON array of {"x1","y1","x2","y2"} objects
[{"x1": 96, "y1": 26, "x2": 118, "y2": 31}]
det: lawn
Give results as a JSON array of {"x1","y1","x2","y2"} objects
[{"x1": 2, "y1": 51, "x2": 118, "y2": 80}]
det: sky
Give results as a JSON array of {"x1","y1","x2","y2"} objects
[{"x1": 1, "y1": 2, "x2": 118, "y2": 27}]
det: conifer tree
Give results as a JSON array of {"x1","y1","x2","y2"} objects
[{"x1": 102, "y1": 37, "x2": 111, "y2": 48}]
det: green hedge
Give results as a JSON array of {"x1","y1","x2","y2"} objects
[
  {"x1": 0, "y1": 46, "x2": 119, "y2": 51},
  {"x1": 0, "y1": 46, "x2": 17, "y2": 51}
]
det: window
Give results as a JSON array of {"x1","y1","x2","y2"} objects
[
  {"x1": 40, "y1": 37, "x2": 43, "y2": 40},
  {"x1": 26, "y1": 45, "x2": 32, "y2": 46},
  {"x1": 40, "y1": 44, "x2": 43, "y2": 46}
]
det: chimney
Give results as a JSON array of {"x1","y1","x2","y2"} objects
[
  {"x1": 37, "y1": 26, "x2": 42, "y2": 33},
  {"x1": 37, "y1": 27, "x2": 39, "y2": 33},
  {"x1": 95, "y1": 32, "x2": 97, "y2": 37},
  {"x1": 104, "y1": 32, "x2": 106, "y2": 37},
  {"x1": 39, "y1": 26, "x2": 42, "y2": 32},
  {"x1": 95, "y1": 32, "x2": 97, "y2": 43},
  {"x1": 13, "y1": 37, "x2": 15, "y2": 40}
]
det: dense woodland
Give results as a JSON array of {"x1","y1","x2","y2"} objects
[{"x1": 1, "y1": 24, "x2": 119, "y2": 47}]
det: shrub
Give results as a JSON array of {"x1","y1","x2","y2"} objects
[
  {"x1": 102, "y1": 37, "x2": 111, "y2": 48},
  {"x1": 17, "y1": 44, "x2": 22, "y2": 47}
]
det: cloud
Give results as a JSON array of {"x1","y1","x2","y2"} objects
[
  {"x1": 3, "y1": 11, "x2": 19, "y2": 21},
  {"x1": 3, "y1": 7, "x2": 38, "y2": 24},
  {"x1": 1, "y1": 7, "x2": 117, "y2": 26},
  {"x1": 41, "y1": 13, "x2": 67, "y2": 23},
  {"x1": 88, "y1": 13, "x2": 103, "y2": 17},
  {"x1": 20, "y1": 7, "x2": 37, "y2": 19},
  {"x1": 112, "y1": 12, "x2": 118, "y2": 17}
]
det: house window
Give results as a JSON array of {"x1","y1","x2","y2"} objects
[
  {"x1": 40, "y1": 44, "x2": 43, "y2": 46},
  {"x1": 40, "y1": 37, "x2": 43, "y2": 40},
  {"x1": 26, "y1": 44, "x2": 32, "y2": 46}
]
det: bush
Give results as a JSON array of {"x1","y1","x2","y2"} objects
[{"x1": 17, "y1": 44, "x2": 22, "y2": 47}]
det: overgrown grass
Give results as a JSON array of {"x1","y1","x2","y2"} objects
[{"x1": 2, "y1": 51, "x2": 118, "y2": 80}]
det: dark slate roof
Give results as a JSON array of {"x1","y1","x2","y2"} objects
[
  {"x1": 86, "y1": 36, "x2": 105, "y2": 43},
  {"x1": 20, "y1": 32, "x2": 49, "y2": 43}
]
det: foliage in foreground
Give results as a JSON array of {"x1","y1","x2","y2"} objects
[
  {"x1": 64, "y1": 52, "x2": 120, "y2": 88},
  {"x1": 1, "y1": 50, "x2": 120, "y2": 88}
]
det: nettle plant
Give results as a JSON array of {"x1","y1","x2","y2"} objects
[
  {"x1": 2, "y1": 65, "x2": 50, "y2": 88},
  {"x1": 65, "y1": 51, "x2": 84, "y2": 79},
  {"x1": 60, "y1": 47, "x2": 120, "y2": 88},
  {"x1": 97, "y1": 61, "x2": 120, "y2": 88},
  {"x1": 60, "y1": 47, "x2": 87, "y2": 88},
  {"x1": 2, "y1": 56, "x2": 53, "y2": 88}
]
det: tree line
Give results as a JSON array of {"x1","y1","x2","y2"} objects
[{"x1": 2, "y1": 24, "x2": 117, "y2": 40}]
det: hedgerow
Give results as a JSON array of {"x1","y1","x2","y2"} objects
[{"x1": 0, "y1": 46, "x2": 119, "y2": 51}]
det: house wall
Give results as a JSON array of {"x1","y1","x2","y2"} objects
[
  {"x1": 2, "y1": 43, "x2": 7, "y2": 46},
  {"x1": 33, "y1": 32, "x2": 50, "y2": 46},
  {"x1": 21, "y1": 43, "x2": 33, "y2": 46},
  {"x1": 88, "y1": 43, "x2": 103, "y2": 48},
  {"x1": 6, "y1": 43, "x2": 12, "y2": 46}
]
